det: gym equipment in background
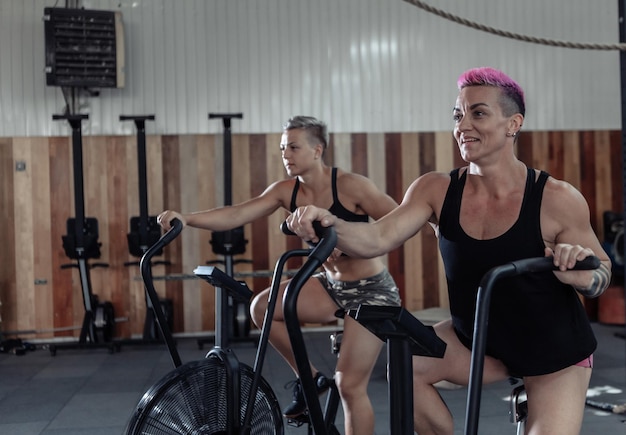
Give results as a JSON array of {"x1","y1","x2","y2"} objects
[
  {"x1": 197, "y1": 113, "x2": 254, "y2": 350},
  {"x1": 49, "y1": 114, "x2": 118, "y2": 355},
  {"x1": 120, "y1": 114, "x2": 173, "y2": 343}
]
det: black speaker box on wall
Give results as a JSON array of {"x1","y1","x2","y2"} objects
[{"x1": 43, "y1": 7, "x2": 125, "y2": 88}]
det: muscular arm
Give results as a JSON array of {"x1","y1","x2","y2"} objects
[
  {"x1": 289, "y1": 172, "x2": 448, "y2": 258},
  {"x1": 541, "y1": 178, "x2": 612, "y2": 297},
  {"x1": 158, "y1": 180, "x2": 289, "y2": 231}
]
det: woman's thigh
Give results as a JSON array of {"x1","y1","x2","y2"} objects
[
  {"x1": 413, "y1": 320, "x2": 509, "y2": 386},
  {"x1": 269, "y1": 277, "x2": 340, "y2": 324},
  {"x1": 335, "y1": 316, "x2": 384, "y2": 386},
  {"x1": 524, "y1": 365, "x2": 591, "y2": 434}
]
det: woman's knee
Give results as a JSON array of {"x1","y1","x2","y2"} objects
[
  {"x1": 334, "y1": 370, "x2": 368, "y2": 400},
  {"x1": 412, "y1": 355, "x2": 439, "y2": 384},
  {"x1": 249, "y1": 290, "x2": 268, "y2": 326}
]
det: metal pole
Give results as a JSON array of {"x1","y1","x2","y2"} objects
[
  {"x1": 120, "y1": 115, "x2": 156, "y2": 253},
  {"x1": 208, "y1": 113, "x2": 243, "y2": 348},
  {"x1": 618, "y1": 0, "x2": 626, "y2": 337}
]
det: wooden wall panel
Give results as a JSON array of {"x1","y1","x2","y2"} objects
[
  {"x1": 178, "y1": 135, "x2": 202, "y2": 333},
  {"x1": 124, "y1": 134, "x2": 142, "y2": 336},
  {"x1": 418, "y1": 132, "x2": 440, "y2": 309},
  {"x1": 332, "y1": 133, "x2": 351, "y2": 174},
  {"x1": 0, "y1": 129, "x2": 621, "y2": 339},
  {"x1": 580, "y1": 132, "x2": 598, "y2": 230},
  {"x1": 104, "y1": 136, "x2": 132, "y2": 337},
  {"x1": 249, "y1": 134, "x2": 271, "y2": 296},
  {"x1": 194, "y1": 134, "x2": 218, "y2": 332},
  {"x1": 385, "y1": 133, "x2": 405, "y2": 301},
  {"x1": 593, "y1": 131, "x2": 614, "y2": 234},
  {"x1": 400, "y1": 133, "x2": 423, "y2": 309},
  {"x1": 0, "y1": 139, "x2": 15, "y2": 331},
  {"x1": 433, "y1": 132, "x2": 457, "y2": 307},
  {"x1": 231, "y1": 133, "x2": 254, "y2": 293},
  {"x1": 13, "y1": 138, "x2": 36, "y2": 333},
  {"x1": 160, "y1": 136, "x2": 184, "y2": 334},
  {"x1": 31, "y1": 138, "x2": 54, "y2": 336},
  {"x1": 49, "y1": 137, "x2": 73, "y2": 336},
  {"x1": 562, "y1": 131, "x2": 581, "y2": 190},
  {"x1": 610, "y1": 131, "x2": 624, "y2": 214}
]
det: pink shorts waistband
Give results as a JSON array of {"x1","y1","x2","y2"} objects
[{"x1": 575, "y1": 355, "x2": 593, "y2": 368}]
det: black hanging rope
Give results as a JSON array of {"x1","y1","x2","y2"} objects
[{"x1": 403, "y1": 0, "x2": 626, "y2": 51}]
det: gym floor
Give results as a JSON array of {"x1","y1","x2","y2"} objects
[{"x1": 0, "y1": 309, "x2": 624, "y2": 435}]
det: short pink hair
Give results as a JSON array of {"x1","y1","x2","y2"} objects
[{"x1": 457, "y1": 67, "x2": 525, "y2": 117}]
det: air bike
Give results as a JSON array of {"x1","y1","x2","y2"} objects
[
  {"x1": 125, "y1": 220, "x2": 339, "y2": 434},
  {"x1": 348, "y1": 254, "x2": 600, "y2": 435},
  {"x1": 463, "y1": 255, "x2": 601, "y2": 435}
]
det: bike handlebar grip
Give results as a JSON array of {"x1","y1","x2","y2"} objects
[
  {"x1": 159, "y1": 218, "x2": 183, "y2": 246},
  {"x1": 280, "y1": 220, "x2": 295, "y2": 236},
  {"x1": 280, "y1": 220, "x2": 329, "y2": 249},
  {"x1": 512, "y1": 255, "x2": 601, "y2": 275},
  {"x1": 568, "y1": 255, "x2": 601, "y2": 270},
  {"x1": 308, "y1": 224, "x2": 337, "y2": 263},
  {"x1": 140, "y1": 218, "x2": 182, "y2": 267}
]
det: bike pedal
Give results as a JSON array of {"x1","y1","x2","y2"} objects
[{"x1": 286, "y1": 413, "x2": 310, "y2": 427}]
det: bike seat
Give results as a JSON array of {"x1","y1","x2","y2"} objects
[{"x1": 347, "y1": 305, "x2": 446, "y2": 358}]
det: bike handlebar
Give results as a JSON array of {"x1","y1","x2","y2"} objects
[
  {"x1": 280, "y1": 219, "x2": 327, "y2": 249},
  {"x1": 282, "y1": 223, "x2": 337, "y2": 435},
  {"x1": 140, "y1": 218, "x2": 183, "y2": 368},
  {"x1": 279, "y1": 220, "x2": 295, "y2": 236},
  {"x1": 496, "y1": 255, "x2": 600, "y2": 277}
]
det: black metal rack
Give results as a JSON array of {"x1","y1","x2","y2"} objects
[
  {"x1": 49, "y1": 114, "x2": 118, "y2": 355},
  {"x1": 120, "y1": 115, "x2": 173, "y2": 344}
]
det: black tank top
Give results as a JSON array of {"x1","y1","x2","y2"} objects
[
  {"x1": 289, "y1": 167, "x2": 369, "y2": 223},
  {"x1": 438, "y1": 167, "x2": 596, "y2": 376}
]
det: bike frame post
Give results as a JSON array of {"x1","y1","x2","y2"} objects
[{"x1": 617, "y1": 0, "x2": 626, "y2": 340}]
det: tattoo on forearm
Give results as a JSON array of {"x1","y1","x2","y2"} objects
[{"x1": 574, "y1": 263, "x2": 611, "y2": 298}]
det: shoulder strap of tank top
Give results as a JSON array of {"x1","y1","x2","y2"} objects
[
  {"x1": 530, "y1": 169, "x2": 550, "y2": 207},
  {"x1": 519, "y1": 168, "x2": 550, "y2": 230},
  {"x1": 449, "y1": 167, "x2": 465, "y2": 197},
  {"x1": 331, "y1": 167, "x2": 339, "y2": 204},
  {"x1": 527, "y1": 168, "x2": 550, "y2": 201},
  {"x1": 537, "y1": 170, "x2": 550, "y2": 187},
  {"x1": 289, "y1": 178, "x2": 300, "y2": 212},
  {"x1": 439, "y1": 168, "x2": 463, "y2": 230}
]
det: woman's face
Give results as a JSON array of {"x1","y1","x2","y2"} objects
[
  {"x1": 280, "y1": 128, "x2": 320, "y2": 177},
  {"x1": 453, "y1": 85, "x2": 512, "y2": 163}
]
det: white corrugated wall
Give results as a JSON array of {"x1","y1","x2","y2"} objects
[{"x1": 0, "y1": 0, "x2": 621, "y2": 136}]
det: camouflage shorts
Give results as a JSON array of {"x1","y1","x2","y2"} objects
[{"x1": 314, "y1": 268, "x2": 401, "y2": 311}]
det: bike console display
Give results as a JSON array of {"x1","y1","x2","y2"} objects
[{"x1": 193, "y1": 265, "x2": 253, "y2": 302}]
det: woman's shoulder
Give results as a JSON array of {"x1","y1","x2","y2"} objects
[
  {"x1": 260, "y1": 178, "x2": 299, "y2": 202},
  {"x1": 333, "y1": 168, "x2": 377, "y2": 189},
  {"x1": 542, "y1": 174, "x2": 587, "y2": 209},
  {"x1": 265, "y1": 177, "x2": 297, "y2": 190},
  {"x1": 413, "y1": 170, "x2": 454, "y2": 188}
]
